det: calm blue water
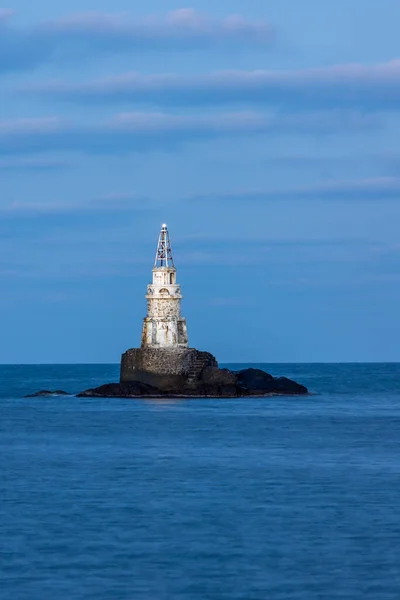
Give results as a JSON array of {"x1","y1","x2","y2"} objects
[{"x1": 1, "y1": 363, "x2": 400, "y2": 600}]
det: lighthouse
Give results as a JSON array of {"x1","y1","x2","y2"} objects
[
  {"x1": 141, "y1": 224, "x2": 188, "y2": 348},
  {"x1": 120, "y1": 223, "x2": 217, "y2": 387}
]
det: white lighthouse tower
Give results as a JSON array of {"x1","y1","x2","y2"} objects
[
  {"x1": 141, "y1": 224, "x2": 189, "y2": 348},
  {"x1": 120, "y1": 223, "x2": 217, "y2": 386}
]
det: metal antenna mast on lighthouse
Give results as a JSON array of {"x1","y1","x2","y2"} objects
[{"x1": 154, "y1": 223, "x2": 174, "y2": 268}]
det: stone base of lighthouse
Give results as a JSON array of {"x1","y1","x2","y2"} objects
[{"x1": 120, "y1": 347, "x2": 218, "y2": 391}]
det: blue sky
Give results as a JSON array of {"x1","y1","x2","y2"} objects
[{"x1": 1, "y1": 0, "x2": 400, "y2": 363}]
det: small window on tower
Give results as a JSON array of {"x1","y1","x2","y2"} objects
[{"x1": 170, "y1": 273, "x2": 174, "y2": 284}]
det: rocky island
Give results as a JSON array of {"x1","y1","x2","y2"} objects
[
  {"x1": 77, "y1": 367, "x2": 307, "y2": 398},
  {"x1": 76, "y1": 224, "x2": 308, "y2": 399},
  {"x1": 26, "y1": 225, "x2": 307, "y2": 399}
]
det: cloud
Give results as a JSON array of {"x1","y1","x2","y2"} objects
[
  {"x1": 0, "y1": 9, "x2": 273, "y2": 72},
  {"x1": 192, "y1": 177, "x2": 400, "y2": 203},
  {"x1": 166, "y1": 236, "x2": 390, "y2": 268},
  {"x1": 0, "y1": 191, "x2": 152, "y2": 216},
  {"x1": 29, "y1": 60, "x2": 400, "y2": 111},
  {"x1": 0, "y1": 111, "x2": 379, "y2": 156},
  {"x1": 0, "y1": 156, "x2": 68, "y2": 172},
  {"x1": 3, "y1": 177, "x2": 398, "y2": 225}
]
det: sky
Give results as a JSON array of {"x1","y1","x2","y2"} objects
[{"x1": 1, "y1": 0, "x2": 400, "y2": 363}]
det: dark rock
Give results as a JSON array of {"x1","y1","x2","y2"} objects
[
  {"x1": 236, "y1": 368, "x2": 274, "y2": 391},
  {"x1": 195, "y1": 366, "x2": 240, "y2": 397},
  {"x1": 25, "y1": 390, "x2": 70, "y2": 398},
  {"x1": 235, "y1": 368, "x2": 308, "y2": 396},
  {"x1": 77, "y1": 381, "x2": 161, "y2": 398},
  {"x1": 267, "y1": 376, "x2": 308, "y2": 396},
  {"x1": 76, "y1": 367, "x2": 308, "y2": 398}
]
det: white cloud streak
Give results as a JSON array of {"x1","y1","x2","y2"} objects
[
  {"x1": 26, "y1": 61, "x2": 400, "y2": 111},
  {"x1": 0, "y1": 111, "x2": 379, "y2": 156},
  {"x1": 0, "y1": 9, "x2": 273, "y2": 72}
]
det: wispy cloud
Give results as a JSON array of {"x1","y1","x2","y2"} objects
[
  {"x1": 28, "y1": 60, "x2": 400, "y2": 111},
  {"x1": 0, "y1": 156, "x2": 68, "y2": 172},
  {"x1": 0, "y1": 110, "x2": 379, "y2": 156},
  {"x1": 192, "y1": 177, "x2": 400, "y2": 203},
  {"x1": 0, "y1": 9, "x2": 273, "y2": 72},
  {"x1": 2, "y1": 176, "x2": 397, "y2": 223},
  {"x1": 170, "y1": 236, "x2": 392, "y2": 267},
  {"x1": 0, "y1": 191, "x2": 152, "y2": 216}
]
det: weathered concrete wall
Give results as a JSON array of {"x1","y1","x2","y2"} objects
[
  {"x1": 141, "y1": 317, "x2": 188, "y2": 347},
  {"x1": 120, "y1": 346, "x2": 218, "y2": 390},
  {"x1": 143, "y1": 265, "x2": 188, "y2": 348}
]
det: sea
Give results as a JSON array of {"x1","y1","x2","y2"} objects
[{"x1": 1, "y1": 362, "x2": 400, "y2": 600}]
